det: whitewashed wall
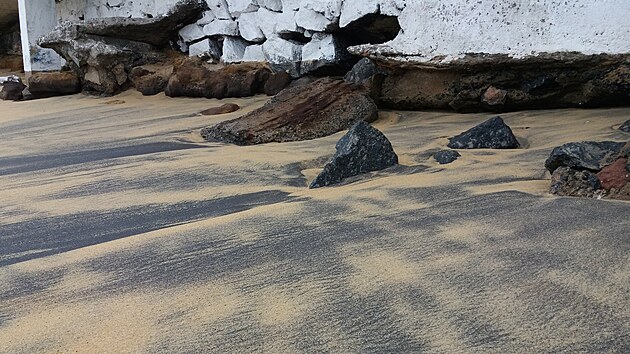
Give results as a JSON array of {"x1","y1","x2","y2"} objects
[
  {"x1": 51, "y1": 0, "x2": 630, "y2": 70},
  {"x1": 383, "y1": 0, "x2": 630, "y2": 63}
]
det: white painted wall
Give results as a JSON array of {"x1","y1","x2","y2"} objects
[
  {"x1": 18, "y1": 0, "x2": 62, "y2": 72},
  {"x1": 377, "y1": 0, "x2": 630, "y2": 63}
]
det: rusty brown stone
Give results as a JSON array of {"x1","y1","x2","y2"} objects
[
  {"x1": 201, "y1": 78, "x2": 378, "y2": 145},
  {"x1": 482, "y1": 86, "x2": 507, "y2": 106},
  {"x1": 200, "y1": 103, "x2": 241, "y2": 116},
  {"x1": 597, "y1": 158, "x2": 630, "y2": 190},
  {"x1": 28, "y1": 71, "x2": 81, "y2": 96}
]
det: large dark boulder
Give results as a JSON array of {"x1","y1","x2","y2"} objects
[
  {"x1": 201, "y1": 78, "x2": 378, "y2": 145},
  {"x1": 0, "y1": 81, "x2": 26, "y2": 101},
  {"x1": 310, "y1": 121, "x2": 398, "y2": 188},
  {"x1": 264, "y1": 71, "x2": 292, "y2": 96},
  {"x1": 620, "y1": 120, "x2": 630, "y2": 133},
  {"x1": 28, "y1": 72, "x2": 81, "y2": 96},
  {"x1": 447, "y1": 116, "x2": 520, "y2": 149},
  {"x1": 344, "y1": 58, "x2": 387, "y2": 98},
  {"x1": 544, "y1": 141, "x2": 625, "y2": 173}
]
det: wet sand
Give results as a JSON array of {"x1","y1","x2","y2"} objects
[{"x1": 0, "y1": 91, "x2": 628, "y2": 353}]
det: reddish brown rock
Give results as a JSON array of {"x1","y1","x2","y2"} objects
[
  {"x1": 200, "y1": 103, "x2": 240, "y2": 115},
  {"x1": 28, "y1": 71, "x2": 81, "y2": 96},
  {"x1": 201, "y1": 78, "x2": 378, "y2": 145},
  {"x1": 165, "y1": 60, "x2": 271, "y2": 99},
  {"x1": 597, "y1": 158, "x2": 630, "y2": 190},
  {"x1": 482, "y1": 86, "x2": 507, "y2": 107}
]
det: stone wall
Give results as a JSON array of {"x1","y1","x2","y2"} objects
[{"x1": 47, "y1": 0, "x2": 630, "y2": 82}]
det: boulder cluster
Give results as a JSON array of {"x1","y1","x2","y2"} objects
[
  {"x1": 546, "y1": 141, "x2": 630, "y2": 200},
  {"x1": 177, "y1": 0, "x2": 404, "y2": 76}
]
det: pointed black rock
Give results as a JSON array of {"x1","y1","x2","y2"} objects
[
  {"x1": 310, "y1": 121, "x2": 398, "y2": 189},
  {"x1": 447, "y1": 116, "x2": 520, "y2": 149},
  {"x1": 620, "y1": 120, "x2": 630, "y2": 133},
  {"x1": 433, "y1": 150, "x2": 461, "y2": 164}
]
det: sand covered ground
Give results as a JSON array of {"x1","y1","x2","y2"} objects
[{"x1": 0, "y1": 91, "x2": 628, "y2": 353}]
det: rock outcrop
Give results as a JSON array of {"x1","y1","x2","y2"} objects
[
  {"x1": 447, "y1": 116, "x2": 520, "y2": 149},
  {"x1": 544, "y1": 141, "x2": 625, "y2": 173},
  {"x1": 375, "y1": 54, "x2": 630, "y2": 112},
  {"x1": 201, "y1": 78, "x2": 378, "y2": 145},
  {"x1": 310, "y1": 121, "x2": 398, "y2": 188},
  {"x1": 38, "y1": 0, "x2": 206, "y2": 95},
  {"x1": 433, "y1": 150, "x2": 461, "y2": 164},
  {"x1": 620, "y1": 120, "x2": 630, "y2": 133}
]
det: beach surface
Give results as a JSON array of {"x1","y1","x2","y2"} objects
[{"x1": 0, "y1": 91, "x2": 628, "y2": 353}]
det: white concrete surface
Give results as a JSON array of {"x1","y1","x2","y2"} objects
[
  {"x1": 18, "y1": 0, "x2": 61, "y2": 72},
  {"x1": 376, "y1": 0, "x2": 630, "y2": 63}
]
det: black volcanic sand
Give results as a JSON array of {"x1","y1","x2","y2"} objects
[{"x1": 0, "y1": 91, "x2": 628, "y2": 353}]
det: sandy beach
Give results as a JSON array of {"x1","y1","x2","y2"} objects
[{"x1": 0, "y1": 91, "x2": 628, "y2": 353}]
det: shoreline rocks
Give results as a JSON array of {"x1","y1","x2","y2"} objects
[
  {"x1": 201, "y1": 77, "x2": 378, "y2": 145},
  {"x1": 547, "y1": 140, "x2": 630, "y2": 200},
  {"x1": 310, "y1": 121, "x2": 398, "y2": 188}
]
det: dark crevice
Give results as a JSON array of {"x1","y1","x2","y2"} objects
[{"x1": 336, "y1": 14, "x2": 401, "y2": 46}]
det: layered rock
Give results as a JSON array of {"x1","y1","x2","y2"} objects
[
  {"x1": 310, "y1": 121, "x2": 398, "y2": 188},
  {"x1": 201, "y1": 77, "x2": 378, "y2": 145}
]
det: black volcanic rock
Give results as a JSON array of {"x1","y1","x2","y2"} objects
[
  {"x1": 310, "y1": 121, "x2": 398, "y2": 189},
  {"x1": 544, "y1": 141, "x2": 625, "y2": 173},
  {"x1": 620, "y1": 120, "x2": 630, "y2": 133},
  {"x1": 0, "y1": 81, "x2": 26, "y2": 101},
  {"x1": 447, "y1": 116, "x2": 520, "y2": 149},
  {"x1": 433, "y1": 150, "x2": 461, "y2": 164}
]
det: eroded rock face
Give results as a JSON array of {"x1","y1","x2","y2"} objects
[
  {"x1": 310, "y1": 121, "x2": 398, "y2": 188},
  {"x1": 201, "y1": 77, "x2": 378, "y2": 145},
  {"x1": 544, "y1": 141, "x2": 625, "y2": 173},
  {"x1": 447, "y1": 116, "x2": 520, "y2": 149},
  {"x1": 28, "y1": 72, "x2": 81, "y2": 96},
  {"x1": 376, "y1": 55, "x2": 630, "y2": 112},
  {"x1": 433, "y1": 150, "x2": 461, "y2": 164},
  {"x1": 620, "y1": 120, "x2": 630, "y2": 133}
]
